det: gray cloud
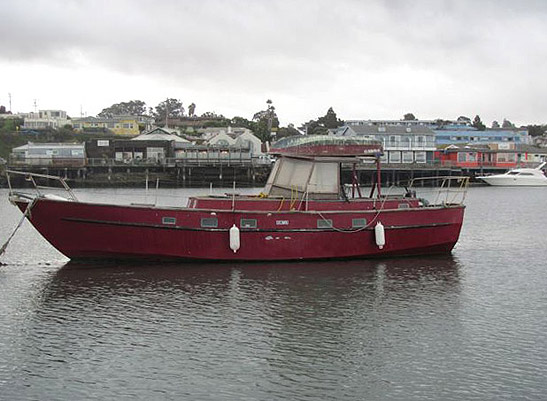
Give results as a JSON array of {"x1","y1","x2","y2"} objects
[{"x1": 1, "y1": 0, "x2": 547, "y2": 124}]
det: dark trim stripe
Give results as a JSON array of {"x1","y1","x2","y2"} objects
[{"x1": 62, "y1": 217, "x2": 454, "y2": 233}]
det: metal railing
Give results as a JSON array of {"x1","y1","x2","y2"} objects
[
  {"x1": 408, "y1": 176, "x2": 469, "y2": 206},
  {"x1": 5, "y1": 170, "x2": 78, "y2": 201}
]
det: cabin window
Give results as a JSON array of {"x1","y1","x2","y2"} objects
[
  {"x1": 240, "y1": 219, "x2": 257, "y2": 228},
  {"x1": 398, "y1": 203, "x2": 410, "y2": 209},
  {"x1": 162, "y1": 217, "x2": 176, "y2": 225},
  {"x1": 201, "y1": 218, "x2": 218, "y2": 228},
  {"x1": 352, "y1": 218, "x2": 367, "y2": 228},
  {"x1": 317, "y1": 219, "x2": 333, "y2": 229}
]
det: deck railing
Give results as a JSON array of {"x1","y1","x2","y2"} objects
[
  {"x1": 408, "y1": 176, "x2": 469, "y2": 206},
  {"x1": 5, "y1": 170, "x2": 78, "y2": 201}
]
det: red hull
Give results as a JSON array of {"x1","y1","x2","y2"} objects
[{"x1": 14, "y1": 197, "x2": 465, "y2": 261}]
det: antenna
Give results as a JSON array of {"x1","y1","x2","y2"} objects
[
  {"x1": 8, "y1": 93, "x2": 12, "y2": 112},
  {"x1": 33, "y1": 99, "x2": 38, "y2": 113}
]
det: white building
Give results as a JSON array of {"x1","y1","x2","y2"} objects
[
  {"x1": 22, "y1": 110, "x2": 69, "y2": 130},
  {"x1": 11, "y1": 142, "x2": 85, "y2": 166},
  {"x1": 338, "y1": 124, "x2": 436, "y2": 164}
]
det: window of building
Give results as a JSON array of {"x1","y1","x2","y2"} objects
[
  {"x1": 415, "y1": 151, "x2": 426, "y2": 163},
  {"x1": 402, "y1": 151, "x2": 413, "y2": 163},
  {"x1": 389, "y1": 151, "x2": 401, "y2": 163},
  {"x1": 458, "y1": 152, "x2": 467, "y2": 162}
]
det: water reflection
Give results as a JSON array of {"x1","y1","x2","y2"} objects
[{"x1": 4, "y1": 256, "x2": 465, "y2": 400}]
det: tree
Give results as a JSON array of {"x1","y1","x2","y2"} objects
[
  {"x1": 403, "y1": 113, "x2": 417, "y2": 121},
  {"x1": 252, "y1": 99, "x2": 279, "y2": 142},
  {"x1": 502, "y1": 118, "x2": 515, "y2": 128},
  {"x1": 299, "y1": 120, "x2": 328, "y2": 136},
  {"x1": 318, "y1": 107, "x2": 344, "y2": 129},
  {"x1": 98, "y1": 100, "x2": 147, "y2": 118},
  {"x1": 154, "y1": 98, "x2": 185, "y2": 124},
  {"x1": 457, "y1": 116, "x2": 471, "y2": 124},
  {"x1": 188, "y1": 103, "x2": 196, "y2": 117},
  {"x1": 491, "y1": 120, "x2": 500, "y2": 128},
  {"x1": 526, "y1": 125, "x2": 547, "y2": 137},
  {"x1": 276, "y1": 124, "x2": 301, "y2": 139},
  {"x1": 231, "y1": 116, "x2": 256, "y2": 131},
  {"x1": 472, "y1": 115, "x2": 486, "y2": 131}
]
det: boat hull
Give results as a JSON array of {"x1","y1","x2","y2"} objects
[
  {"x1": 478, "y1": 176, "x2": 547, "y2": 186},
  {"x1": 14, "y1": 198, "x2": 465, "y2": 262}
]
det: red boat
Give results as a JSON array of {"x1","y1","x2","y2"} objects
[{"x1": 6, "y1": 136, "x2": 468, "y2": 262}]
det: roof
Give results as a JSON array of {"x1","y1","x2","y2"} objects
[
  {"x1": 133, "y1": 127, "x2": 189, "y2": 142},
  {"x1": 12, "y1": 142, "x2": 84, "y2": 151},
  {"x1": 342, "y1": 124, "x2": 435, "y2": 136}
]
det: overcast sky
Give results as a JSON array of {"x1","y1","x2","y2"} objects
[{"x1": 1, "y1": 0, "x2": 546, "y2": 127}]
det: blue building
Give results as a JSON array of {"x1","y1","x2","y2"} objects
[{"x1": 434, "y1": 125, "x2": 529, "y2": 146}]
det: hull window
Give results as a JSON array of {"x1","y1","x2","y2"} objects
[
  {"x1": 201, "y1": 218, "x2": 218, "y2": 228},
  {"x1": 352, "y1": 218, "x2": 367, "y2": 228},
  {"x1": 317, "y1": 219, "x2": 333, "y2": 229},
  {"x1": 162, "y1": 216, "x2": 176, "y2": 225},
  {"x1": 240, "y1": 219, "x2": 257, "y2": 228}
]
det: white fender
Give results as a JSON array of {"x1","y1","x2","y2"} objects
[
  {"x1": 229, "y1": 224, "x2": 240, "y2": 253},
  {"x1": 375, "y1": 222, "x2": 385, "y2": 249}
]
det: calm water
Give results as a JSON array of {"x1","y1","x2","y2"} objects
[{"x1": 1, "y1": 186, "x2": 547, "y2": 400}]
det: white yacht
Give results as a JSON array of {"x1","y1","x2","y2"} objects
[{"x1": 477, "y1": 162, "x2": 547, "y2": 186}]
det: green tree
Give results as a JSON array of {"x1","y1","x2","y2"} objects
[
  {"x1": 526, "y1": 125, "x2": 546, "y2": 137},
  {"x1": 472, "y1": 115, "x2": 486, "y2": 131},
  {"x1": 98, "y1": 100, "x2": 147, "y2": 118},
  {"x1": 252, "y1": 99, "x2": 279, "y2": 142},
  {"x1": 491, "y1": 120, "x2": 500, "y2": 128},
  {"x1": 318, "y1": 107, "x2": 344, "y2": 129},
  {"x1": 231, "y1": 116, "x2": 256, "y2": 130},
  {"x1": 403, "y1": 113, "x2": 417, "y2": 121},
  {"x1": 276, "y1": 124, "x2": 301, "y2": 139},
  {"x1": 154, "y1": 98, "x2": 185, "y2": 124},
  {"x1": 501, "y1": 118, "x2": 514, "y2": 128}
]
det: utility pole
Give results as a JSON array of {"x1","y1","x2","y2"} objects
[
  {"x1": 8, "y1": 93, "x2": 12, "y2": 112},
  {"x1": 165, "y1": 98, "x2": 169, "y2": 129}
]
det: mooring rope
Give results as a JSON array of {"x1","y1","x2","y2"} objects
[
  {"x1": 316, "y1": 185, "x2": 396, "y2": 233},
  {"x1": 0, "y1": 199, "x2": 36, "y2": 258}
]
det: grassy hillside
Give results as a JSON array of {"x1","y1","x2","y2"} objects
[{"x1": 0, "y1": 133, "x2": 29, "y2": 160}]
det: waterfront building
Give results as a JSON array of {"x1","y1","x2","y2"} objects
[
  {"x1": 22, "y1": 110, "x2": 69, "y2": 130},
  {"x1": 71, "y1": 116, "x2": 140, "y2": 136},
  {"x1": 434, "y1": 125, "x2": 530, "y2": 146},
  {"x1": 337, "y1": 124, "x2": 436, "y2": 164},
  {"x1": 10, "y1": 142, "x2": 85, "y2": 167},
  {"x1": 437, "y1": 143, "x2": 547, "y2": 168},
  {"x1": 345, "y1": 119, "x2": 441, "y2": 128}
]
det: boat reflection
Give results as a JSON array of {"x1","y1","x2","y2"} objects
[{"x1": 46, "y1": 255, "x2": 461, "y2": 305}]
